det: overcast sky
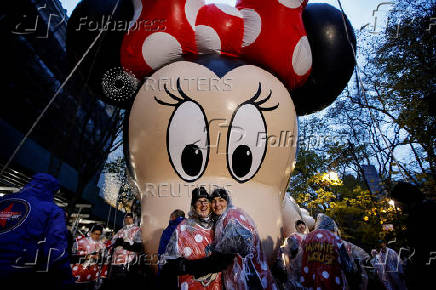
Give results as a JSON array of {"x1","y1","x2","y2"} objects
[{"x1": 60, "y1": 0, "x2": 394, "y2": 31}]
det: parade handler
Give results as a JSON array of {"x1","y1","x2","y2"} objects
[
  {"x1": 301, "y1": 214, "x2": 355, "y2": 290},
  {"x1": 108, "y1": 213, "x2": 143, "y2": 287}
]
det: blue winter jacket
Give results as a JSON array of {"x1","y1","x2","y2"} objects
[
  {"x1": 0, "y1": 173, "x2": 73, "y2": 285},
  {"x1": 158, "y1": 216, "x2": 185, "y2": 256}
]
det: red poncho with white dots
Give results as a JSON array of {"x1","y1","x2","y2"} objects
[
  {"x1": 301, "y1": 229, "x2": 347, "y2": 290},
  {"x1": 165, "y1": 217, "x2": 222, "y2": 290}
]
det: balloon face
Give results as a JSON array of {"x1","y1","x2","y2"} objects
[{"x1": 128, "y1": 57, "x2": 299, "y2": 260}]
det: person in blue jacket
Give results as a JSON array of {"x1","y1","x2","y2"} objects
[
  {"x1": 158, "y1": 209, "x2": 186, "y2": 259},
  {"x1": 0, "y1": 173, "x2": 74, "y2": 289}
]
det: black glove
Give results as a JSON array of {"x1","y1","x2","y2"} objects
[
  {"x1": 122, "y1": 242, "x2": 143, "y2": 252},
  {"x1": 184, "y1": 252, "x2": 236, "y2": 278},
  {"x1": 161, "y1": 258, "x2": 188, "y2": 276},
  {"x1": 159, "y1": 258, "x2": 186, "y2": 290},
  {"x1": 112, "y1": 238, "x2": 124, "y2": 248}
]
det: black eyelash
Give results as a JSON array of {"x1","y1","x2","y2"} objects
[
  {"x1": 154, "y1": 78, "x2": 192, "y2": 107},
  {"x1": 246, "y1": 82, "x2": 279, "y2": 111}
]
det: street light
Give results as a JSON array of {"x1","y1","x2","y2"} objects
[
  {"x1": 328, "y1": 171, "x2": 339, "y2": 182},
  {"x1": 388, "y1": 199, "x2": 395, "y2": 207}
]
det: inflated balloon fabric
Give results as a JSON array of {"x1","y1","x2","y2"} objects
[{"x1": 120, "y1": 0, "x2": 311, "y2": 89}]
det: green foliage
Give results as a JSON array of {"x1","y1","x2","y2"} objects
[
  {"x1": 291, "y1": 163, "x2": 400, "y2": 250},
  {"x1": 289, "y1": 0, "x2": 434, "y2": 252}
]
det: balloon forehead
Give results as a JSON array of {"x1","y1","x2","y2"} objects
[{"x1": 129, "y1": 60, "x2": 298, "y2": 190}]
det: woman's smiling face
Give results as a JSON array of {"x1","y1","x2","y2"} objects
[
  {"x1": 211, "y1": 197, "x2": 228, "y2": 216},
  {"x1": 194, "y1": 197, "x2": 211, "y2": 218}
]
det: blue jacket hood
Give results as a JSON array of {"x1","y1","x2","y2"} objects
[
  {"x1": 169, "y1": 216, "x2": 184, "y2": 226},
  {"x1": 158, "y1": 217, "x2": 185, "y2": 256},
  {"x1": 22, "y1": 173, "x2": 60, "y2": 202}
]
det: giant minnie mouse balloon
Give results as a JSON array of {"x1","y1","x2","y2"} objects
[{"x1": 67, "y1": 0, "x2": 355, "y2": 263}]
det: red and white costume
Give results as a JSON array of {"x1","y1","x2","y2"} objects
[
  {"x1": 214, "y1": 207, "x2": 277, "y2": 290},
  {"x1": 72, "y1": 235, "x2": 107, "y2": 283},
  {"x1": 290, "y1": 232, "x2": 306, "y2": 245},
  {"x1": 301, "y1": 229, "x2": 346, "y2": 290},
  {"x1": 164, "y1": 217, "x2": 222, "y2": 290},
  {"x1": 111, "y1": 224, "x2": 142, "y2": 265}
]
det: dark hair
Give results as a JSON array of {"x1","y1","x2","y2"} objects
[
  {"x1": 391, "y1": 182, "x2": 424, "y2": 203},
  {"x1": 378, "y1": 239, "x2": 387, "y2": 245},
  {"x1": 191, "y1": 187, "x2": 209, "y2": 205},
  {"x1": 125, "y1": 213, "x2": 134, "y2": 219},
  {"x1": 91, "y1": 224, "x2": 103, "y2": 233},
  {"x1": 171, "y1": 209, "x2": 185, "y2": 219},
  {"x1": 295, "y1": 219, "x2": 306, "y2": 227},
  {"x1": 210, "y1": 188, "x2": 229, "y2": 203}
]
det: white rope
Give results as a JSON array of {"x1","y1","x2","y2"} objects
[{"x1": 0, "y1": 0, "x2": 121, "y2": 177}]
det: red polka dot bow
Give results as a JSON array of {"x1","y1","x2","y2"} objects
[{"x1": 120, "y1": 0, "x2": 312, "y2": 89}]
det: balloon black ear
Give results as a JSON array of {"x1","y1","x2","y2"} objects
[
  {"x1": 67, "y1": 0, "x2": 137, "y2": 107},
  {"x1": 293, "y1": 3, "x2": 356, "y2": 116}
]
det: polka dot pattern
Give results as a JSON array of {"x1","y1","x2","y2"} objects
[
  {"x1": 240, "y1": 9, "x2": 261, "y2": 47},
  {"x1": 194, "y1": 234, "x2": 204, "y2": 243},
  {"x1": 185, "y1": 0, "x2": 204, "y2": 28},
  {"x1": 120, "y1": 0, "x2": 312, "y2": 90},
  {"x1": 301, "y1": 229, "x2": 345, "y2": 289},
  {"x1": 195, "y1": 25, "x2": 221, "y2": 54},
  {"x1": 278, "y1": 0, "x2": 303, "y2": 9},
  {"x1": 183, "y1": 247, "x2": 193, "y2": 257},
  {"x1": 215, "y1": 3, "x2": 243, "y2": 18},
  {"x1": 292, "y1": 36, "x2": 312, "y2": 76},
  {"x1": 181, "y1": 282, "x2": 189, "y2": 290},
  {"x1": 142, "y1": 32, "x2": 182, "y2": 70},
  {"x1": 174, "y1": 219, "x2": 223, "y2": 288}
]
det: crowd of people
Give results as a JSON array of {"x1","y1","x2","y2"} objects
[{"x1": 1, "y1": 173, "x2": 434, "y2": 289}]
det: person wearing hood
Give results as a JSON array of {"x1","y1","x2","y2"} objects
[
  {"x1": 0, "y1": 173, "x2": 74, "y2": 289},
  {"x1": 111, "y1": 213, "x2": 143, "y2": 265},
  {"x1": 158, "y1": 209, "x2": 185, "y2": 264},
  {"x1": 107, "y1": 213, "x2": 143, "y2": 288},
  {"x1": 71, "y1": 224, "x2": 106, "y2": 286},
  {"x1": 277, "y1": 219, "x2": 308, "y2": 289},
  {"x1": 300, "y1": 213, "x2": 355, "y2": 290},
  {"x1": 210, "y1": 188, "x2": 277, "y2": 289},
  {"x1": 160, "y1": 187, "x2": 231, "y2": 289},
  {"x1": 342, "y1": 238, "x2": 371, "y2": 290},
  {"x1": 172, "y1": 188, "x2": 276, "y2": 289},
  {"x1": 371, "y1": 240, "x2": 407, "y2": 290}
]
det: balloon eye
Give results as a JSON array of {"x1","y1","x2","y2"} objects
[
  {"x1": 167, "y1": 101, "x2": 209, "y2": 182},
  {"x1": 181, "y1": 144, "x2": 204, "y2": 177},
  {"x1": 232, "y1": 145, "x2": 252, "y2": 178},
  {"x1": 227, "y1": 104, "x2": 267, "y2": 183}
]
